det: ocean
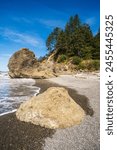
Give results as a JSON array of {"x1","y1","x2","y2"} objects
[{"x1": 0, "y1": 72, "x2": 40, "y2": 116}]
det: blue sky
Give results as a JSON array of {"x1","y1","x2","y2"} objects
[{"x1": 0, "y1": 0, "x2": 100, "y2": 71}]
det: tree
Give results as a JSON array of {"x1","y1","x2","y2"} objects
[
  {"x1": 65, "y1": 14, "x2": 81, "y2": 34},
  {"x1": 64, "y1": 15, "x2": 81, "y2": 56},
  {"x1": 46, "y1": 14, "x2": 100, "y2": 62},
  {"x1": 92, "y1": 30, "x2": 100, "y2": 59},
  {"x1": 77, "y1": 24, "x2": 94, "y2": 59},
  {"x1": 54, "y1": 31, "x2": 68, "y2": 60},
  {"x1": 46, "y1": 27, "x2": 62, "y2": 52}
]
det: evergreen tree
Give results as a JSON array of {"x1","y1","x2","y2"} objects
[
  {"x1": 46, "y1": 27, "x2": 62, "y2": 52},
  {"x1": 46, "y1": 14, "x2": 100, "y2": 61},
  {"x1": 78, "y1": 24, "x2": 94, "y2": 59},
  {"x1": 54, "y1": 31, "x2": 68, "y2": 60},
  {"x1": 92, "y1": 30, "x2": 100, "y2": 59},
  {"x1": 65, "y1": 15, "x2": 81, "y2": 33},
  {"x1": 64, "y1": 15, "x2": 81, "y2": 56}
]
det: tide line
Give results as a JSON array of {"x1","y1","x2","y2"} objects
[{"x1": 0, "y1": 109, "x2": 17, "y2": 116}]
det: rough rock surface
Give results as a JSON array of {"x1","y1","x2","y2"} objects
[
  {"x1": 16, "y1": 87, "x2": 85, "y2": 129},
  {"x1": 8, "y1": 48, "x2": 56, "y2": 79}
]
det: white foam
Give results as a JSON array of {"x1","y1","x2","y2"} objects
[
  {"x1": 0, "y1": 72, "x2": 41, "y2": 116},
  {"x1": 34, "y1": 87, "x2": 41, "y2": 96},
  {"x1": 0, "y1": 109, "x2": 17, "y2": 116}
]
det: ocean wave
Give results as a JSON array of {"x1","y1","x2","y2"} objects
[{"x1": 0, "y1": 72, "x2": 40, "y2": 116}]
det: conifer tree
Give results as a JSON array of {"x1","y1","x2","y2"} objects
[
  {"x1": 46, "y1": 27, "x2": 61, "y2": 52},
  {"x1": 92, "y1": 30, "x2": 100, "y2": 59},
  {"x1": 46, "y1": 15, "x2": 100, "y2": 61}
]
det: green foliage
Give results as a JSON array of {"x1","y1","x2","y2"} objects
[
  {"x1": 57, "y1": 54, "x2": 67, "y2": 63},
  {"x1": 92, "y1": 60, "x2": 100, "y2": 70},
  {"x1": 72, "y1": 56, "x2": 81, "y2": 65},
  {"x1": 92, "y1": 30, "x2": 100, "y2": 59},
  {"x1": 46, "y1": 27, "x2": 62, "y2": 52},
  {"x1": 45, "y1": 14, "x2": 100, "y2": 70},
  {"x1": 65, "y1": 15, "x2": 81, "y2": 34},
  {"x1": 80, "y1": 46, "x2": 94, "y2": 59},
  {"x1": 78, "y1": 60, "x2": 100, "y2": 70}
]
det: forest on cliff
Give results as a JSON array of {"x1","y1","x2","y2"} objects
[{"x1": 40, "y1": 14, "x2": 100, "y2": 70}]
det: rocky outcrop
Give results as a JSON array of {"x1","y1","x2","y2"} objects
[
  {"x1": 8, "y1": 48, "x2": 56, "y2": 79},
  {"x1": 16, "y1": 87, "x2": 85, "y2": 129}
]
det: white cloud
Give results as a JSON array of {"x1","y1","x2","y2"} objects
[
  {"x1": 0, "y1": 28, "x2": 45, "y2": 48},
  {"x1": 12, "y1": 17, "x2": 32, "y2": 24},
  {"x1": 38, "y1": 19, "x2": 65, "y2": 28},
  {"x1": 12, "y1": 16, "x2": 65, "y2": 29},
  {"x1": 85, "y1": 17, "x2": 96, "y2": 26}
]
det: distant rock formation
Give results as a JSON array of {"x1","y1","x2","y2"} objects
[
  {"x1": 16, "y1": 87, "x2": 85, "y2": 129},
  {"x1": 8, "y1": 48, "x2": 56, "y2": 79}
]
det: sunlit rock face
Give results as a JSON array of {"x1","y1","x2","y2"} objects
[
  {"x1": 16, "y1": 87, "x2": 85, "y2": 129},
  {"x1": 8, "y1": 48, "x2": 56, "y2": 79}
]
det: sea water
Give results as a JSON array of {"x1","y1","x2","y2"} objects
[{"x1": 0, "y1": 72, "x2": 40, "y2": 116}]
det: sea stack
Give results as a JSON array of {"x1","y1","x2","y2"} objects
[{"x1": 8, "y1": 48, "x2": 56, "y2": 79}]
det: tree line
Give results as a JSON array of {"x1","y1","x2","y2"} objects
[{"x1": 46, "y1": 14, "x2": 100, "y2": 62}]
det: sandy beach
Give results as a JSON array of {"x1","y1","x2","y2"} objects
[
  {"x1": 0, "y1": 73, "x2": 99, "y2": 150},
  {"x1": 45, "y1": 73, "x2": 100, "y2": 150}
]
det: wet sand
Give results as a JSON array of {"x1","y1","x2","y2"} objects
[
  {"x1": 0, "y1": 113, "x2": 55, "y2": 150},
  {"x1": 0, "y1": 74, "x2": 99, "y2": 150}
]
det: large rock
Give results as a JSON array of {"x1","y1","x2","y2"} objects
[
  {"x1": 8, "y1": 48, "x2": 56, "y2": 79},
  {"x1": 16, "y1": 87, "x2": 85, "y2": 129}
]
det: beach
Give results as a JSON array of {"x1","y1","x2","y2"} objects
[
  {"x1": 45, "y1": 73, "x2": 100, "y2": 150},
  {"x1": 0, "y1": 73, "x2": 99, "y2": 150}
]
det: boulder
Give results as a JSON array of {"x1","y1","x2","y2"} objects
[
  {"x1": 16, "y1": 87, "x2": 85, "y2": 129},
  {"x1": 8, "y1": 48, "x2": 56, "y2": 79}
]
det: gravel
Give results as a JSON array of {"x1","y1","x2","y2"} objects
[{"x1": 44, "y1": 74, "x2": 100, "y2": 150}]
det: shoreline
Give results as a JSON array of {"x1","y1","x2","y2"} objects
[
  {"x1": 0, "y1": 109, "x2": 17, "y2": 117},
  {"x1": 0, "y1": 80, "x2": 61, "y2": 150},
  {"x1": 0, "y1": 74, "x2": 99, "y2": 150},
  {"x1": 0, "y1": 78, "x2": 92, "y2": 150}
]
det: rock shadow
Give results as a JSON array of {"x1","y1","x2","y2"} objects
[{"x1": 35, "y1": 79, "x2": 94, "y2": 116}]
